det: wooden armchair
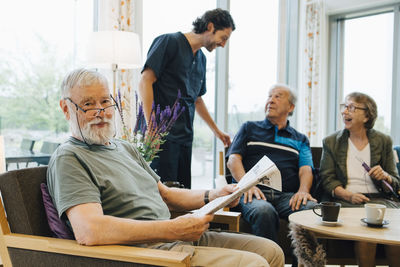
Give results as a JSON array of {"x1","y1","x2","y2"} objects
[{"x1": 0, "y1": 167, "x2": 237, "y2": 267}]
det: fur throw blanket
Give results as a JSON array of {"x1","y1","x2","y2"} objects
[{"x1": 288, "y1": 222, "x2": 327, "y2": 267}]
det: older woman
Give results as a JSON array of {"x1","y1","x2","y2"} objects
[{"x1": 320, "y1": 92, "x2": 400, "y2": 267}]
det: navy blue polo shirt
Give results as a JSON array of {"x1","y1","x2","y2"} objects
[
  {"x1": 227, "y1": 119, "x2": 313, "y2": 192},
  {"x1": 142, "y1": 32, "x2": 206, "y2": 145}
]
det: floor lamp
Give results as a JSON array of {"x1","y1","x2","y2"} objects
[{"x1": 86, "y1": 30, "x2": 142, "y2": 96}]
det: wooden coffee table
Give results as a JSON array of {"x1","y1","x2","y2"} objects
[{"x1": 289, "y1": 208, "x2": 400, "y2": 245}]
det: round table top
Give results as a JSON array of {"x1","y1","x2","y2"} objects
[{"x1": 288, "y1": 208, "x2": 400, "y2": 246}]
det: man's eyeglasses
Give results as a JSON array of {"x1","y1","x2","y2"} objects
[
  {"x1": 339, "y1": 103, "x2": 367, "y2": 113},
  {"x1": 64, "y1": 96, "x2": 116, "y2": 117}
]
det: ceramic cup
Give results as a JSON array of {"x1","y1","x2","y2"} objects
[
  {"x1": 313, "y1": 202, "x2": 341, "y2": 222},
  {"x1": 365, "y1": 203, "x2": 386, "y2": 224}
]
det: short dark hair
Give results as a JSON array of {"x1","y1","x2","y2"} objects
[
  {"x1": 346, "y1": 92, "x2": 377, "y2": 129},
  {"x1": 192, "y1": 8, "x2": 235, "y2": 34}
]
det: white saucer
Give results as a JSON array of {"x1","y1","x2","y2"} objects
[{"x1": 320, "y1": 218, "x2": 342, "y2": 226}]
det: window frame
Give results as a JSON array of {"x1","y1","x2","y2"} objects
[{"x1": 328, "y1": 3, "x2": 400, "y2": 144}]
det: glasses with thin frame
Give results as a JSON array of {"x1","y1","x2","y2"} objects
[
  {"x1": 64, "y1": 96, "x2": 116, "y2": 117},
  {"x1": 339, "y1": 103, "x2": 367, "y2": 113}
]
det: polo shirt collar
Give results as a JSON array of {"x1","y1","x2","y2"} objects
[
  {"x1": 68, "y1": 136, "x2": 117, "y2": 150},
  {"x1": 263, "y1": 118, "x2": 296, "y2": 135}
]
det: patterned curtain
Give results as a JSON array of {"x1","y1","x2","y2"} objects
[
  {"x1": 99, "y1": 0, "x2": 137, "y2": 137},
  {"x1": 299, "y1": 0, "x2": 324, "y2": 146}
]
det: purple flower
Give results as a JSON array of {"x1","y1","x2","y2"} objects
[
  {"x1": 121, "y1": 90, "x2": 185, "y2": 162},
  {"x1": 160, "y1": 109, "x2": 165, "y2": 122},
  {"x1": 156, "y1": 104, "x2": 161, "y2": 119},
  {"x1": 151, "y1": 113, "x2": 157, "y2": 131},
  {"x1": 165, "y1": 106, "x2": 171, "y2": 118},
  {"x1": 173, "y1": 102, "x2": 181, "y2": 120},
  {"x1": 134, "y1": 105, "x2": 143, "y2": 134}
]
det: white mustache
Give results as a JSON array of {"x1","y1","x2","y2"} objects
[{"x1": 88, "y1": 118, "x2": 112, "y2": 126}]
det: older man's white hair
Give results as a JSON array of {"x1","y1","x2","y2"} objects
[
  {"x1": 268, "y1": 84, "x2": 297, "y2": 116},
  {"x1": 60, "y1": 68, "x2": 109, "y2": 98}
]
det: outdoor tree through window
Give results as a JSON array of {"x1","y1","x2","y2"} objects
[{"x1": 0, "y1": 0, "x2": 93, "y2": 153}]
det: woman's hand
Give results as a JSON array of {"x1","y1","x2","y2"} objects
[
  {"x1": 334, "y1": 186, "x2": 369, "y2": 204},
  {"x1": 368, "y1": 165, "x2": 392, "y2": 184},
  {"x1": 348, "y1": 193, "x2": 370, "y2": 204}
]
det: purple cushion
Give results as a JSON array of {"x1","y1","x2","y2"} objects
[{"x1": 40, "y1": 183, "x2": 74, "y2": 240}]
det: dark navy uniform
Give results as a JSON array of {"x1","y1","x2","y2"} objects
[{"x1": 143, "y1": 32, "x2": 206, "y2": 188}]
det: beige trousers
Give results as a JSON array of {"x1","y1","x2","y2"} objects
[{"x1": 148, "y1": 231, "x2": 284, "y2": 267}]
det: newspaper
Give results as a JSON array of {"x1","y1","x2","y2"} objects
[{"x1": 195, "y1": 155, "x2": 281, "y2": 215}]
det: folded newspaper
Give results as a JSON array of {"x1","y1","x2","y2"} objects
[{"x1": 195, "y1": 155, "x2": 282, "y2": 215}]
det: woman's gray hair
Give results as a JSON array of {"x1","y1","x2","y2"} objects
[
  {"x1": 269, "y1": 84, "x2": 297, "y2": 116},
  {"x1": 346, "y1": 92, "x2": 377, "y2": 129},
  {"x1": 60, "y1": 68, "x2": 109, "y2": 98}
]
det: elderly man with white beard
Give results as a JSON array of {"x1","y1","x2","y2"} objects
[{"x1": 46, "y1": 68, "x2": 284, "y2": 267}]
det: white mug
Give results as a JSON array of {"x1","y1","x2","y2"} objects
[{"x1": 365, "y1": 203, "x2": 386, "y2": 224}]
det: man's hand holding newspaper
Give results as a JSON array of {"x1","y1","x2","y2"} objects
[{"x1": 195, "y1": 155, "x2": 282, "y2": 215}]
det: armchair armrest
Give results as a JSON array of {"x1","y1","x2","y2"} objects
[{"x1": 3, "y1": 233, "x2": 190, "y2": 267}]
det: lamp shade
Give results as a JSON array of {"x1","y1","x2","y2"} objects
[{"x1": 86, "y1": 31, "x2": 142, "y2": 69}]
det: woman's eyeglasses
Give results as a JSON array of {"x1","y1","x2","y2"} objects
[{"x1": 340, "y1": 103, "x2": 367, "y2": 113}]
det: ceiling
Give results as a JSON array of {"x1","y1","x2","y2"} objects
[{"x1": 325, "y1": 0, "x2": 400, "y2": 14}]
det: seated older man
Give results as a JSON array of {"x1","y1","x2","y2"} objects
[
  {"x1": 227, "y1": 84, "x2": 317, "y2": 242},
  {"x1": 227, "y1": 84, "x2": 317, "y2": 267},
  {"x1": 47, "y1": 68, "x2": 284, "y2": 267}
]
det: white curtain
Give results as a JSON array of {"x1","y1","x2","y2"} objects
[
  {"x1": 98, "y1": 0, "x2": 138, "y2": 137},
  {"x1": 298, "y1": 0, "x2": 325, "y2": 146}
]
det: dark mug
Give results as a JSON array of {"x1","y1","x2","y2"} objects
[{"x1": 313, "y1": 202, "x2": 341, "y2": 222}]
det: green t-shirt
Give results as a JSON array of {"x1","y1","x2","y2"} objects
[{"x1": 46, "y1": 137, "x2": 170, "y2": 222}]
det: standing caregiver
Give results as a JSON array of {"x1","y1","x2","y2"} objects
[{"x1": 139, "y1": 8, "x2": 234, "y2": 189}]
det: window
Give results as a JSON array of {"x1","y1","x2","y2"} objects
[
  {"x1": 228, "y1": 0, "x2": 279, "y2": 135},
  {"x1": 342, "y1": 13, "x2": 393, "y2": 134},
  {"x1": 0, "y1": 1, "x2": 94, "y2": 154},
  {"x1": 329, "y1": 4, "x2": 400, "y2": 143}
]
